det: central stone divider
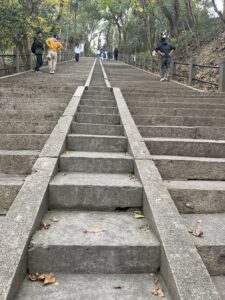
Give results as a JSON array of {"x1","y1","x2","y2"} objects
[
  {"x1": 99, "y1": 61, "x2": 221, "y2": 299},
  {"x1": 0, "y1": 59, "x2": 97, "y2": 300}
]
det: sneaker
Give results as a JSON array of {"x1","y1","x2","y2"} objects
[
  {"x1": 50, "y1": 71, "x2": 54, "y2": 75},
  {"x1": 160, "y1": 78, "x2": 165, "y2": 81},
  {"x1": 167, "y1": 75, "x2": 170, "y2": 81}
]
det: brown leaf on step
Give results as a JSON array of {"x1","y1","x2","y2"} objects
[
  {"x1": 49, "y1": 217, "x2": 60, "y2": 223},
  {"x1": 133, "y1": 210, "x2": 144, "y2": 219},
  {"x1": 29, "y1": 273, "x2": 56, "y2": 286},
  {"x1": 153, "y1": 276, "x2": 160, "y2": 285},
  {"x1": 151, "y1": 288, "x2": 165, "y2": 297},
  {"x1": 83, "y1": 227, "x2": 106, "y2": 234},
  {"x1": 40, "y1": 222, "x2": 51, "y2": 230},
  {"x1": 43, "y1": 273, "x2": 56, "y2": 285},
  {"x1": 114, "y1": 285, "x2": 123, "y2": 289},
  {"x1": 188, "y1": 229, "x2": 204, "y2": 237}
]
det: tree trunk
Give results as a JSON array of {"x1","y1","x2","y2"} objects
[{"x1": 212, "y1": 0, "x2": 225, "y2": 24}]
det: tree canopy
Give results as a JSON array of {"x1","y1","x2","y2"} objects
[{"x1": 1, "y1": 0, "x2": 225, "y2": 58}]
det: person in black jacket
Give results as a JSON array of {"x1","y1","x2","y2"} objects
[
  {"x1": 33, "y1": 31, "x2": 44, "y2": 72},
  {"x1": 155, "y1": 36, "x2": 175, "y2": 81},
  {"x1": 113, "y1": 48, "x2": 119, "y2": 61}
]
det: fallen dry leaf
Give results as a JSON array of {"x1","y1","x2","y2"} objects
[
  {"x1": 49, "y1": 217, "x2": 60, "y2": 223},
  {"x1": 133, "y1": 210, "x2": 144, "y2": 219},
  {"x1": 153, "y1": 276, "x2": 160, "y2": 285},
  {"x1": 151, "y1": 288, "x2": 165, "y2": 297},
  {"x1": 29, "y1": 273, "x2": 56, "y2": 286},
  {"x1": 140, "y1": 225, "x2": 151, "y2": 233},
  {"x1": 114, "y1": 285, "x2": 123, "y2": 289},
  {"x1": 83, "y1": 227, "x2": 106, "y2": 234},
  {"x1": 40, "y1": 222, "x2": 51, "y2": 230},
  {"x1": 188, "y1": 229, "x2": 204, "y2": 237}
]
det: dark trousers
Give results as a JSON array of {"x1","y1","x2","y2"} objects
[
  {"x1": 160, "y1": 56, "x2": 171, "y2": 78},
  {"x1": 75, "y1": 53, "x2": 80, "y2": 62},
  {"x1": 35, "y1": 54, "x2": 43, "y2": 71}
]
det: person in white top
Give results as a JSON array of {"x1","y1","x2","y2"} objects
[{"x1": 74, "y1": 43, "x2": 81, "y2": 62}]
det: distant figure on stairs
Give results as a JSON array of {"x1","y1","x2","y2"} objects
[
  {"x1": 154, "y1": 35, "x2": 175, "y2": 81},
  {"x1": 32, "y1": 31, "x2": 44, "y2": 73},
  {"x1": 113, "y1": 48, "x2": 119, "y2": 61},
  {"x1": 74, "y1": 43, "x2": 81, "y2": 62},
  {"x1": 46, "y1": 34, "x2": 63, "y2": 75}
]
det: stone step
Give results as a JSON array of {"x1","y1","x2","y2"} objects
[
  {"x1": 138, "y1": 126, "x2": 225, "y2": 140},
  {"x1": 127, "y1": 100, "x2": 225, "y2": 110},
  {"x1": 82, "y1": 94, "x2": 115, "y2": 100},
  {"x1": 72, "y1": 123, "x2": 124, "y2": 136},
  {"x1": 0, "y1": 174, "x2": 25, "y2": 210},
  {"x1": 0, "y1": 134, "x2": 48, "y2": 150},
  {"x1": 78, "y1": 105, "x2": 118, "y2": 115},
  {"x1": 0, "y1": 121, "x2": 56, "y2": 134},
  {"x1": 212, "y1": 276, "x2": 225, "y2": 299},
  {"x1": 145, "y1": 138, "x2": 225, "y2": 158},
  {"x1": 0, "y1": 103, "x2": 66, "y2": 111},
  {"x1": 131, "y1": 107, "x2": 225, "y2": 118},
  {"x1": 60, "y1": 151, "x2": 134, "y2": 173},
  {"x1": 75, "y1": 113, "x2": 120, "y2": 125},
  {"x1": 49, "y1": 172, "x2": 142, "y2": 210},
  {"x1": 67, "y1": 134, "x2": 127, "y2": 152},
  {"x1": 28, "y1": 210, "x2": 159, "y2": 273},
  {"x1": 0, "y1": 150, "x2": 39, "y2": 175},
  {"x1": 127, "y1": 97, "x2": 225, "y2": 105},
  {"x1": 151, "y1": 155, "x2": 225, "y2": 180},
  {"x1": 80, "y1": 99, "x2": 116, "y2": 107},
  {"x1": 165, "y1": 180, "x2": 225, "y2": 214},
  {"x1": 182, "y1": 213, "x2": 225, "y2": 275},
  {"x1": 134, "y1": 115, "x2": 225, "y2": 127},
  {"x1": 0, "y1": 110, "x2": 61, "y2": 121},
  {"x1": 16, "y1": 273, "x2": 171, "y2": 300}
]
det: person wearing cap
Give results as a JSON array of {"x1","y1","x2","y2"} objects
[
  {"x1": 45, "y1": 34, "x2": 63, "y2": 74},
  {"x1": 155, "y1": 36, "x2": 175, "y2": 81}
]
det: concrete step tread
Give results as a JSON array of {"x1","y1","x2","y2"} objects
[
  {"x1": 0, "y1": 150, "x2": 40, "y2": 155},
  {"x1": 145, "y1": 137, "x2": 225, "y2": 143},
  {"x1": 182, "y1": 213, "x2": 225, "y2": 246},
  {"x1": 68, "y1": 134, "x2": 126, "y2": 139},
  {"x1": 76, "y1": 112, "x2": 118, "y2": 117},
  {"x1": 0, "y1": 173, "x2": 26, "y2": 184},
  {"x1": 165, "y1": 180, "x2": 225, "y2": 191},
  {"x1": 61, "y1": 151, "x2": 133, "y2": 159},
  {"x1": 30, "y1": 210, "x2": 159, "y2": 247},
  {"x1": 79, "y1": 105, "x2": 117, "y2": 109},
  {"x1": 16, "y1": 273, "x2": 171, "y2": 300},
  {"x1": 212, "y1": 276, "x2": 225, "y2": 299},
  {"x1": 151, "y1": 155, "x2": 225, "y2": 162},
  {"x1": 50, "y1": 172, "x2": 141, "y2": 187}
]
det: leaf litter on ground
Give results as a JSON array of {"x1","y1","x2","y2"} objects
[
  {"x1": 151, "y1": 287, "x2": 165, "y2": 297},
  {"x1": 83, "y1": 227, "x2": 106, "y2": 234},
  {"x1": 188, "y1": 228, "x2": 204, "y2": 237},
  {"x1": 133, "y1": 210, "x2": 145, "y2": 219},
  {"x1": 49, "y1": 217, "x2": 60, "y2": 223},
  {"x1": 39, "y1": 222, "x2": 50, "y2": 230},
  {"x1": 29, "y1": 273, "x2": 57, "y2": 286}
]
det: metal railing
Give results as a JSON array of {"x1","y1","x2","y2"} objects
[
  {"x1": 120, "y1": 54, "x2": 225, "y2": 92},
  {"x1": 0, "y1": 49, "x2": 74, "y2": 77}
]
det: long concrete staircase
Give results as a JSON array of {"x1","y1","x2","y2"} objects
[
  {"x1": 0, "y1": 60, "x2": 93, "y2": 217},
  {"x1": 104, "y1": 61, "x2": 225, "y2": 299},
  {"x1": 15, "y1": 61, "x2": 172, "y2": 299}
]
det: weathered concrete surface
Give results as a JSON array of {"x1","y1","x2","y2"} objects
[
  {"x1": 60, "y1": 151, "x2": 134, "y2": 173},
  {"x1": 28, "y1": 210, "x2": 160, "y2": 274},
  {"x1": 49, "y1": 172, "x2": 142, "y2": 210},
  {"x1": 16, "y1": 274, "x2": 171, "y2": 300},
  {"x1": 67, "y1": 134, "x2": 127, "y2": 152},
  {"x1": 72, "y1": 123, "x2": 124, "y2": 136}
]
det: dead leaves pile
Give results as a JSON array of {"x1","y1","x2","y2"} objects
[
  {"x1": 83, "y1": 227, "x2": 106, "y2": 234},
  {"x1": 151, "y1": 275, "x2": 165, "y2": 298},
  {"x1": 188, "y1": 229, "x2": 204, "y2": 237},
  {"x1": 133, "y1": 210, "x2": 144, "y2": 219},
  {"x1": 39, "y1": 217, "x2": 60, "y2": 230},
  {"x1": 29, "y1": 273, "x2": 57, "y2": 286}
]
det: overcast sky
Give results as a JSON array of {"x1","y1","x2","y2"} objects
[{"x1": 216, "y1": 0, "x2": 223, "y2": 10}]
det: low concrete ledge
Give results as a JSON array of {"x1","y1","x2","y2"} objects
[
  {"x1": 100, "y1": 63, "x2": 221, "y2": 299},
  {"x1": 100, "y1": 60, "x2": 111, "y2": 88},
  {"x1": 85, "y1": 58, "x2": 97, "y2": 88},
  {"x1": 0, "y1": 157, "x2": 58, "y2": 300}
]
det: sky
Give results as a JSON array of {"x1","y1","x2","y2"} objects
[{"x1": 216, "y1": 0, "x2": 223, "y2": 10}]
